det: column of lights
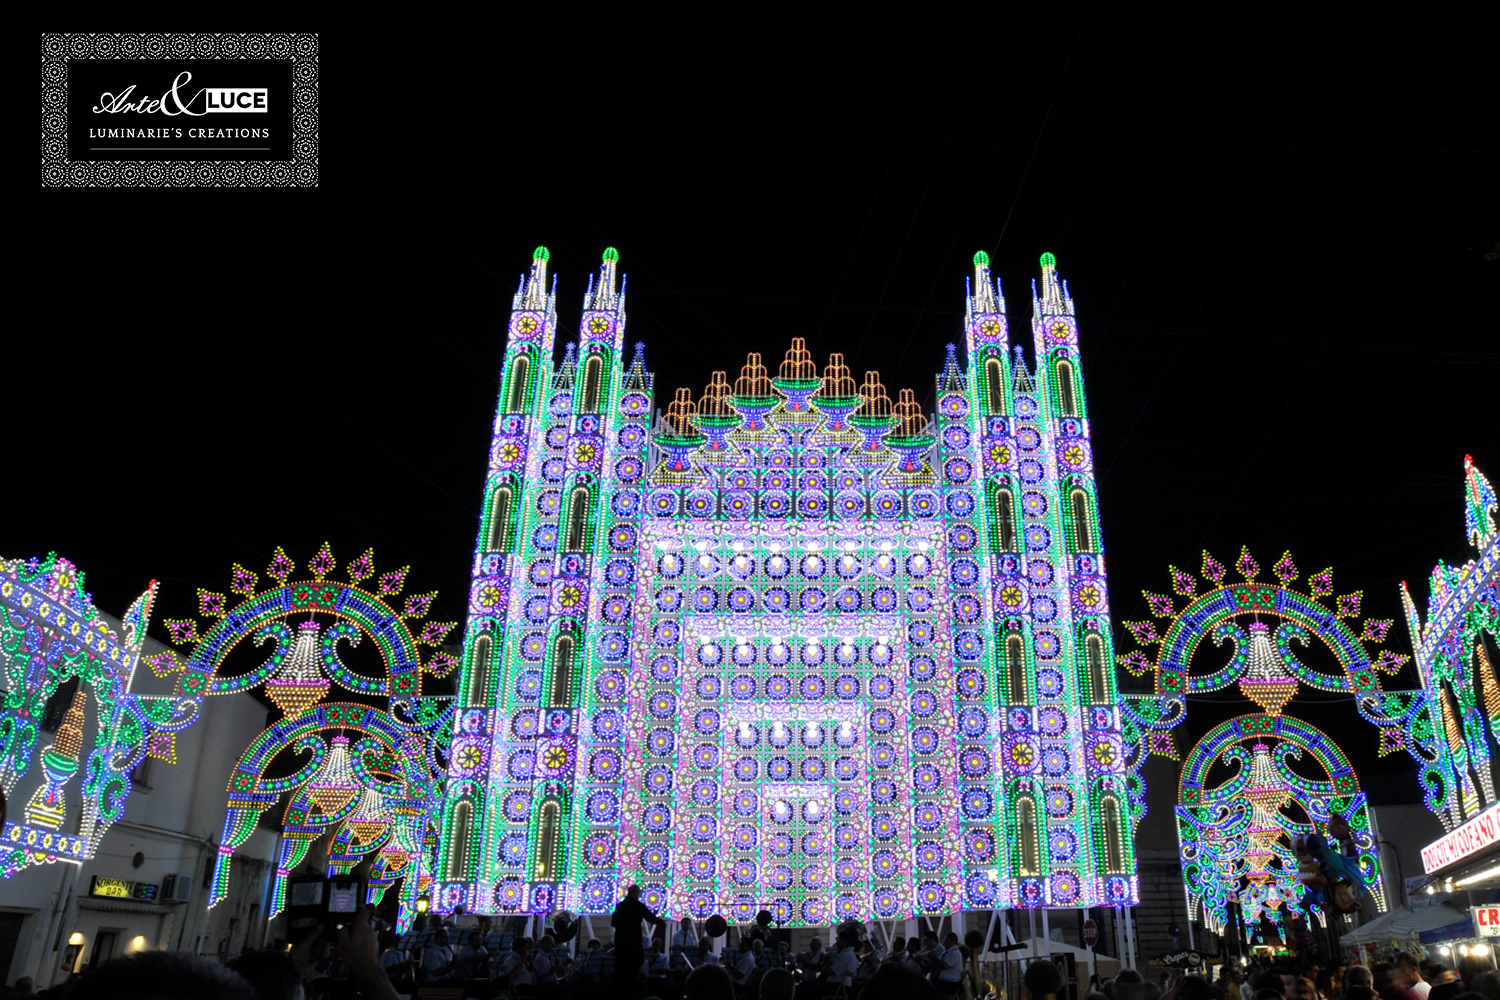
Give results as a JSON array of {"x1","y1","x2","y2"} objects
[{"x1": 1398, "y1": 457, "x2": 1499, "y2": 830}]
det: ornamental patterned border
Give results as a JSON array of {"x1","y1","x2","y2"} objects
[{"x1": 41, "y1": 33, "x2": 318, "y2": 188}]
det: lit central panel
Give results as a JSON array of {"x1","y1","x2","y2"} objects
[{"x1": 621, "y1": 519, "x2": 961, "y2": 924}]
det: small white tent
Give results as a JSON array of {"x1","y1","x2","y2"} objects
[{"x1": 1011, "y1": 937, "x2": 1123, "y2": 981}]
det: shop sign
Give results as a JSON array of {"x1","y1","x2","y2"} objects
[
  {"x1": 1423, "y1": 805, "x2": 1500, "y2": 873},
  {"x1": 132, "y1": 882, "x2": 159, "y2": 901},
  {"x1": 89, "y1": 876, "x2": 132, "y2": 898},
  {"x1": 1474, "y1": 905, "x2": 1500, "y2": 938}
]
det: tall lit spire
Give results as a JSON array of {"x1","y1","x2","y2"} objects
[
  {"x1": 1034, "y1": 252, "x2": 1074, "y2": 316},
  {"x1": 1465, "y1": 455, "x2": 1498, "y2": 550},
  {"x1": 969, "y1": 250, "x2": 1004, "y2": 315},
  {"x1": 516, "y1": 246, "x2": 552, "y2": 310},
  {"x1": 588, "y1": 247, "x2": 622, "y2": 311}
]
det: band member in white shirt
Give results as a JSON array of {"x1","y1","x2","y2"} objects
[
  {"x1": 671, "y1": 916, "x2": 697, "y2": 950},
  {"x1": 935, "y1": 932, "x2": 965, "y2": 995},
  {"x1": 830, "y1": 930, "x2": 860, "y2": 990},
  {"x1": 799, "y1": 936, "x2": 825, "y2": 983}
]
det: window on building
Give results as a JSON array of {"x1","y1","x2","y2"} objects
[
  {"x1": 1007, "y1": 634, "x2": 1026, "y2": 704},
  {"x1": 552, "y1": 634, "x2": 575, "y2": 706},
  {"x1": 995, "y1": 490, "x2": 1016, "y2": 553},
  {"x1": 1103, "y1": 795, "x2": 1125, "y2": 872},
  {"x1": 581, "y1": 355, "x2": 603, "y2": 413},
  {"x1": 487, "y1": 486, "x2": 512, "y2": 552},
  {"x1": 1071, "y1": 489, "x2": 1093, "y2": 553},
  {"x1": 1057, "y1": 360, "x2": 1077, "y2": 417},
  {"x1": 506, "y1": 356, "x2": 529, "y2": 414},
  {"x1": 446, "y1": 802, "x2": 471, "y2": 880},
  {"x1": 536, "y1": 800, "x2": 561, "y2": 879},
  {"x1": 1018, "y1": 796, "x2": 1039, "y2": 875},
  {"x1": 1087, "y1": 634, "x2": 1108, "y2": 702},
  {"x1": 564, "y1": 488, "x2": 589, "y2": 552},
  {"x1": 469, "y1": 634, "x2": 492, "y2": 705},
  {"x1": 985, "y1": 357, "x2": 1004, "y2": 415}
]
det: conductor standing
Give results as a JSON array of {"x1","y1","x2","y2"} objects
[{"x1": 610, "y1": 883, "x2": 665, "y2": 992}]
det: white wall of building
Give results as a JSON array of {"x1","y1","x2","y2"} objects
[{"x1": 2, "y1": 625, "x2": 279, "y2": 990}]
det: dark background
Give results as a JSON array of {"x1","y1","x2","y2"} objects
[{"x1": 24, "y1": 11, "x2": 1498, "y2": 806}]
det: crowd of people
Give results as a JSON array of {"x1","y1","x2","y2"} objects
[{"x1": 10, "y1": 896, "x2": 1500, "y2": 1000}]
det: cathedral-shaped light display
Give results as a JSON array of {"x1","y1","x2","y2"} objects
[{"x1": 435, "y1": 249, "x2": 1137, "y2": 923}]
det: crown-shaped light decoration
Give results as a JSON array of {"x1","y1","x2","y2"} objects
[{"x1": 813, "y1": 352, "x2": 860, "y2": 434}]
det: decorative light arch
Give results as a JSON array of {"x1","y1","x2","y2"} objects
[
  {"x1": 1, "y1": 554, "x2": 199, "y2": 878},
  {"x1": 1176, "y1": 714, "x2": 1382, "y2": 936},
  {"x1": 149, "y1": 544, "x2": 457, "y2": 929}
]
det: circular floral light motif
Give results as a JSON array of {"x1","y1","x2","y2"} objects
[
  {"x1": 871, "y1": 779, "x2": 898, "y2": 804},
  {"x1": 954, "y1": 631, "x2": 984, "y2": 661},
  {"x1": 592, "y1": 709, "x2": 622, "y2": 740},
  {"x1": 800, "y1": 675, "x2": 826, "y2": 700},
  {"x1": 869, "y1": 708, "x2": 896, "y2": 733},
  {"x1": 732, "y1": 824, "x2": 757, "y2": 850},
  {"x1": 961, "y1": 747, "x2": 992, "y2": 778},
  {"x1": 989, "y1": 443, "x2": 1013, "y2": 468},
  {"x1": 586, "y1": 790, "x2": 618, "y2": 823},
  {"x1": 765, "y1": 675, "x2": 792, "y2": 701},
  {"x1": 908, "y1": 656, "x2": 936, "y2": 682},
  {"x1": 525, "y1": 595, "x2": 550, "y2": 623},
  {"x1": 1062, "y1": 444, "x2": 1087, "y2": 468},
  {"x1": 1036, "y1": 669, "x2": 1064, "y2": 697},
  {"x1": 730, "y1": 674, "x2": 757, "y2": 700},
  {"x1": 1046, "y1": 787, "x2": 1074, "y2": 817},
  {"x1": 872, "y1": 812, "x2": 898, "y2": 840},
  {"x1": 1050, "y1": 828, "x2": 1078, "y2": 860},
  {"x1": 918, "y1": 881, "x2": 946, "y2": 911},
  {"x1": 1051, "y1": 872, "x2": 1081, "y2": 904},
  {"x1": 689, "y1": 851, "x2": 716, "y2": 878},
  {"x1": 643, "y1": 764, "x2": 672, "y2": 792},
  {"x1": 515, "y1": 670, "x2": 542, "y2": 700},
  {"x1": 648, "y1": 691, "x2": 677, "y2": 718},
  {"x1": 768, "y1": 756, "x2": 793, "y2": 781},
  {"x1": 1033, "y1": 631, "x2": 1061, "y2": 659},
  {"x1": 512, "y1": 710, "x2": 539, "y2": 738},
  {"x1": 769, "y1": 832, "x2": 794, "y2": 857},
  {"x1": 698, "y1": 642, "x2": 722, "y2": 666},
  {"x1": 724, "y1": 491, "x2": 753, "y2": 517},
  {"x1": 640, "y1": 845, "x2": 669, "y2": 873},
  {"x1": 768, "y1": 865, "x2": 793, "y2": 890},
  {"x1": 507, "y1": 749, "x2": 534, "y2": 779},
  {"x1": 734, "y1": 725, "x2": 759, "y2": 749},
  {"x1": 911, "y1": 727, "x2": 940, "y2": 753},
  {"x1": 913, "y1": 764, "x2": 942, "y2": 792},
  {"x1": 1031, "y1": 595, "x2": 1058, "y2": 623},
  {"x1": 693, "y1": 743, "x2": 719, "y2": 770},
  {"x1": 1007, "y1": 738, "x2": 1037, "y2": 771},
  {"x1": 1090, "y1": 737, "x2": 1120, "y2": 768},
  {"x1": 732, "y1": 640, "x2": 757, "y2": 666},
  {"x1": 871, "y1": 742, "x2": 896, "y2": 769},
  {"x1": 906, "y1": 554, "x2": 932, "y2": 578},
  {"x1": 654, "y1": 588, "x2": 681, "y2": 614},
  {"x1": 734, "y1": 756, "x2": 760, "y2": 781},
  {"x1": 731, "y1": 859, "x2": 758, "y2": 886},
  {"x1": 802, "y1": 832, "x2": 827, "y2": 857},
  {"x1": 908, "y1": 621, "x2": 934, "y2": 647},
  {"x1": 910, "y1": 690, "x2": 938, "y2": 717},
  {"x1": 959, "y1": 707, "x2": 988, "y2": 739},
  {"x1": 799, "y1": 588, "x2": 827, "y2": 614},
  {"x1": 614, "y1": 458, "x2": 643, "y2": 484},
  {"x1": 733, "y1": 790, "x2": 758, "y2": 816},
  {"x1": 963, "y1": 788, "x2": 994, "y2": 820},
  {"x1": 694, "y1": 709, "x2": 721, "y2": 735},
  {"x1": 915, "y1": 840, "x2": 944, "y2": 871},
  {"x1": 873, "y1": 888, "x2": 900, "y2": 918},
  {"x1": 692, "y1": 779, "x2": 718, "y2": 806},
  {"x1": 872, "y1": 850, "x2": 899, "y2": 877},
  {"x1": 1075, "y1": 583, "x2": 1102, "y2": 610},
  {"x1": 800, "y1": 642, "x2": 825, "y2": 667},
  {"x1": 503, "y1": 791, "x2": 531, "y2": 822},
  {"x1": 500, "y1": 832, "x2": 528, "y2": 865}
]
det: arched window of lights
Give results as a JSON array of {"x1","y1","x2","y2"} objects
[
  {"x1": 1056, "y1": 360, "x2": 1077, "y2": 417},
  {"x1": 551, "y1": 632, "x2": 575, "y2": 706},
  {"x1": 1086, "y1": 633, "x2": 1108, "y2": 702},
  {"x1": 1102, "y1": 794, "x2": 1125, "y2": 873},
  {"x1": 487, "y1": 486, "x2": 512, "y2": 552},
  {"x1": 506, "y1": 355, "x2": 530, "y2": 414},
  {"x1": 1007, "y1": 634, "x2": 1027, "y2": 704},
  {"x1": 985, "y1": 357, "x2": 1005, "y2": 414},
  {"x1": 1017, "y1": 794, "x2": 1040, "y2": 875},
  {"x1": 581, "y1": 354, "x2": 603, "y2": 413},
  {"x1": 535, "y1": 799, "x2": 561, "y2": 879},
  {"x1": 564, "y1": 487, "x2": 589, "y2": 552},
  {"x1": 446, "y1": 801, "x2": 472, "y2": 880},
  {"x1": 468, "y1": 633, "x2": 492, "y2": 705},
  {"x1": 1071, "y1": 489, "x2": 1093, "y2": 553},
  {"x1": 995, "y1": 489, "x2": 1016, "y2": 553}
]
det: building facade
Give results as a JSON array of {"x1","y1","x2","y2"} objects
[{"x1": 435, "y1": 249, "x2": 1137, "y2": 925}]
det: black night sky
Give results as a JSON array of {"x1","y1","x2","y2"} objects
[{"x1": 25, "y1": 11, "x2": 1497, "y2": 807}]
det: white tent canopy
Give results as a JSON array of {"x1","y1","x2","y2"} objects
[
  {"x1": 1340, "y1": 902, "x2": 1470, "y2": 946},
  {"x1": 1011, "y1": 937, "x2": 1123, "y2": 979}
]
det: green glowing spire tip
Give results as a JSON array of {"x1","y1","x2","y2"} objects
[
  {"x1": 973, "y1": 251, "x2": 990, "y2": 267},
  {"x1": 603, "y1": 247, "x2": 619, "y2": 263},
  {"x1": 1040, "y1": 252, "x2": 1057, "y2": 269},
  {"x1": 533, "y1": 246, "x2": 550, "y2": 263}
]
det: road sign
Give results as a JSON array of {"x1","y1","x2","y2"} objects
[{"x1": 1083, "y1": 919, "x2": 1099, "y2": 947}]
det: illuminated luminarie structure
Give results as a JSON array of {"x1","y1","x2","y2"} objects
[{"x1": 435, "y1": 248, "x2": 1136, "y2": 923}]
